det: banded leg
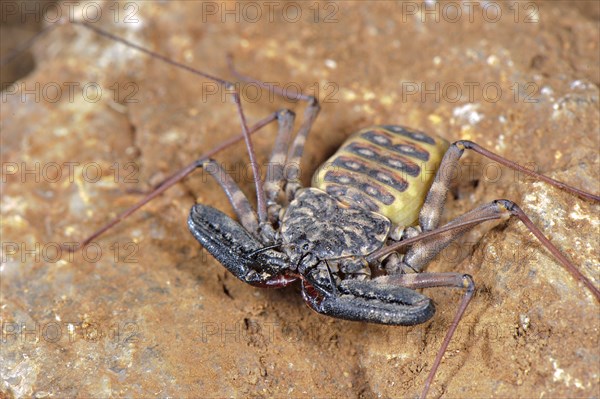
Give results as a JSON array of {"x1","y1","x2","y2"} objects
[
  {"x1": 369, "y1": 199, "x2": 600, "y2": 299},
  {"x1": 366, "y1": 199, "x2": 599, "y2": 396},
  {"x1": 284, "y1": 96, "x2": 321, "y2": 200},
  {"x1": 201, "y1": 159, "x2": 260, "y2": 237},
  {"x1": 228, "y1": 55, "x2": 321, "y2": 201},
  {"x1": 401, "y1": 140, "x2": 600, "y2": 296},
  {"x1": 56, "y1": 21, "x2": 307, "y2": 247},
  {"x1": 419, "y1": 140, "x2": 599, "y2": 232},
  {"x1": 71, "y1": 113, "x2": 279, "y2": 249},
  {"x1": 265, "y1": 109, "x2": 296, "y2": 223},
  {"x1": 70, "y1": 21, "x2": 271, "y2": 229},
  {"x1": 377, "y1": 272, "x2": 475, "y2": 399},
  {"x1": 300, "y1": 268, "x2": 473, "y2": 399},
  {"x1": 382, "y1": 201, "x2": 505, "y2": 274},
  {"x1": 402, "y1": 201, "x2": 509, "y2": 273}
]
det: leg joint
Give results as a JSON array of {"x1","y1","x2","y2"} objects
[
  {"x1": 462, "y1": 274, "x2": 475, "y2": 294},
  {"x1": 453, "y1": 139, "x2": 475, "y2": 150},
  {"x1": 277, "y1": 108, "x2": 295, "y2": 119},
  {"x1": 306, "y1": 95, "x2": 319, "y2": 107},
  {"x1": 493, "y1": 199, "x2": 519, "y2": 213},
  {"x1": 194, "y1": 157, "x2": 216, "y2": 169}
]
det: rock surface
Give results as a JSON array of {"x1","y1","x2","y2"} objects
[{"x1": 1, "y1": 1, "x2": 599, "y2": 398}]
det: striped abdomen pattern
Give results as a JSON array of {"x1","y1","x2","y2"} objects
[{"x1": 312, "y1": 125, "x2": 449, "y2": 227}]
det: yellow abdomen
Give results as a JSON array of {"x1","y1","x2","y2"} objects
[{"x1": 312, "y1": 125, "x2": 449, "y2": 227}]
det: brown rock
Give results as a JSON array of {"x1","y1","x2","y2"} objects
[{"x1": 2, "y1": 2, "x2": 598, "y2": 397}]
